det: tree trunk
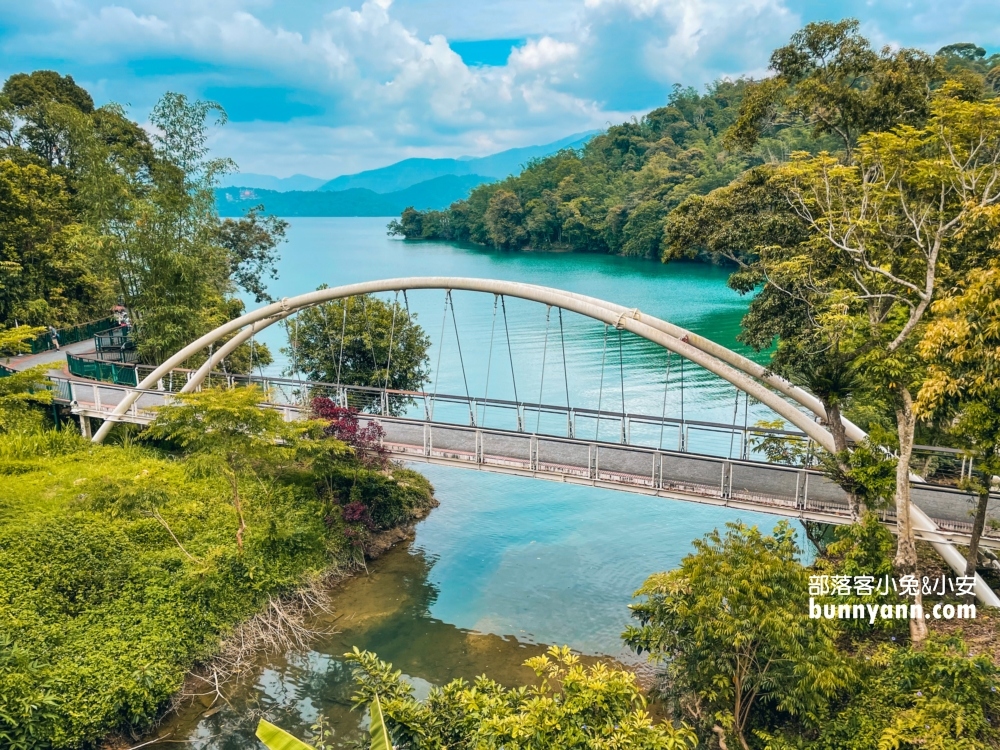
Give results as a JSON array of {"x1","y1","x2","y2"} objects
[
  {"x1": 893, "y1": 388, "x2": 927, "y2": 645},
  {"x1": 964, "y1": 476, "x2": 991, "y2": 594},
  {"x1": 825, "y1": 401, "x2": 863, "y2": 520}
]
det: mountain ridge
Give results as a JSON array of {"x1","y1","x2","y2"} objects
[
  {"x1": 216, "y1": 173, "x2": 493, "y2": 217},
  {"x1": 317, "y1": 131, "x2": 597, "y2": 193}
]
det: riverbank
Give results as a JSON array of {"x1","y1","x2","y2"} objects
[{"x1": 0, "y1": 426, "x2": 436, "y2": 749}]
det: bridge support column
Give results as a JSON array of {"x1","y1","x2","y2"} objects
[{"x1": 78, "y1": 415, "x2": 91, "y2": 439}]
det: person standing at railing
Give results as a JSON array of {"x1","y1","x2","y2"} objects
[{"x1": 48, "y1": 325, "x2": 60, "y2": 351}]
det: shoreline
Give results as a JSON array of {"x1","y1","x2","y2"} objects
[{"x1": 101, "y1": 496, "x2": 440, "y2": 750}]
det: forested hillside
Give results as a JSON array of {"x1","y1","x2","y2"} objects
[
  {"x1": 0, "y1": 71, "x2": 284, "y2": 366},
  {"x1": 390, "y1": 28, "x2": 999, "y2": 261}
]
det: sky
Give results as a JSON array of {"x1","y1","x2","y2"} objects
[{"x1": 1, "y1": 0, "x2": 998, "y2": 179}]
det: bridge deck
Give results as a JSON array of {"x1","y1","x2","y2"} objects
[{"x1": 56, "y1": 378, "x2": 1000, "y2": 550}]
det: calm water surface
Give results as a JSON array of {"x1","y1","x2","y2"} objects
[{"x1": 154, "y1": 218, "x2": 800, "y2": 747}]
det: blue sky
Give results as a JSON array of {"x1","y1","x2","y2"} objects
[{"x1": 1, "y1": 0, "x2": 997, "y2": 178}]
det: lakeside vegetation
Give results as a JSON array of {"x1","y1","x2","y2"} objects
[
  {"x1": 0, "y1": 71, "x2": 285, "y2": 367},
  {"x1": 0, "y1": 387, "x2": 435, "y2": 749},
  {"x1": 2, "y1": 17, "x2": 1000, "y2": 750}
]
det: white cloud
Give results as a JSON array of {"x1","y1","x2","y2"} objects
[{"x1": 5, "y1": 0, "x2": 996, "y2": 176}]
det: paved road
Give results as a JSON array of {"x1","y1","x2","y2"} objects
[{"x1": 3, "y1": 339, "x2": 95, "y2": 377}]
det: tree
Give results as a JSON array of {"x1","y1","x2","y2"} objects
[
  {"x1": 72, "y1": 90, "x2": 283, "y2": 365},
  {"x1": 214, "y1": 206, "x2": 287, "y2": 304},
  {"x1": 0, "y1": 325, "x2": 52, "y2": 431},
  {"x1": 485, "y1": 189, "x2": 528, "y2": 249},
  {"x1": 287, "y1": 292, "x2": 430, "y2": 415},
  {"x1": 344, "y1": 645, "x2": 699, "y2": 749},
  {"x1": 1, "y1": 71, "x2": 94, "y2": 168},
  {"x1": 144, "y1": 386, "x2": 328, "y2": 550},
  {"x1": 623, "y1": 522, "x2": 851, "y2": 750},
  {"x1": 0, "y1": 160, "x2": 111, "y2": 327},
  {"x1": 917, "y1": 261, "x2": 1000, "y2": 582},
  {"x1": 728, "y1": 20, "x2": 940, "y2": 156},
  {"x1": 772, "y1": 93, "x2": 1000, "y2": 640}
]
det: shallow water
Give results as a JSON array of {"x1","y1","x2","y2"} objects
[{"x1": 151, "y1": 218, "x2": 801, "y2": 747}]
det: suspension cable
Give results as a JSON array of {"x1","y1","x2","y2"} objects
[
  {"x1": 481, "y1": 294, "x2": 498, "y2": 427},
  {"x1": 743, "y1": 390, "x2": 750, "y2": 459},
  {"x1": 536, "y1": 305, "x2": 551, "y2": 434},
  {"x1": 293, "y1": 312, "x2": 305, "y2": 405},
  {"x1": 617, "y1": 327, "x2": 626, "y2": 443},
  {"x1": 595, "y1": 324, "x2": 608, "y2": 441},
  {"x1": 658, "y1": 350, "x2": 671, "y2": 450},
  {"x1": 558, "y1": 308, "x2": 572, "y2": 437},
  {"x1": 383, "y1": 291, "x2": 399, "y2": 390},
  {"x1": 679, "y1": 354, "x2": 685, "y2": 450},
  {"x1": 335, "y1": 297, "x2": 348, "y2": 389},
  {"x1": 360, "y1": 295, "x2": 380, "y2": 378},
  {"x1": 430, "y1": 290, "x2": 449, "y2": 420},
  {"x1": 448, "y1": 291, "x2": 475, "y2": 425},
  {"x1": 729, "y1": 386, "x2": 740, "y2": 459},
  {"x1": 402, "y1": 290, "x2": 429, "y2": 420},
  {"x1": 500, "y1": 295, "x2": 520, "y2": 426}
]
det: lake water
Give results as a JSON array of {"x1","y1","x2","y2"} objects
[{"x1": 153, "y1": 217, "x2": 801, "y2": 747}]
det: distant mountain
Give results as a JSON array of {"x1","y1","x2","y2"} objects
[
  {"x1": 318, "y1": 131, "x2": 597, "y2": 194},
  {"x1": 216, "y1": 173, "x2": 493, "y2": 217},
  {"x1": 217, "y1": 173, "x2": 328, "y2": 191}
]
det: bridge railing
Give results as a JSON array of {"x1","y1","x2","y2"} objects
[
  {"x1": 23, "y1": 317, "x2": 117, "y2": 354},
  {"x1": 61, "y1": 353, "x2": 979, "y2": 487},
  {"x1": 51, "y1": 377, "x2": 1000, "y2": 545}
]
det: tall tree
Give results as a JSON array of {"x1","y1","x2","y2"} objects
[
  {"x1": 728, "y1": 19, "x2": 941, "y2": 156},
  {"x1": 287, "y1": 292, "x2": 430, "y2": 415},
  {"x1": 917, "y1": 261, "x2": 1000, "y2": 583},
  {"x1": 772, "y1": 92, "x2": 1000, "y2": 639}
]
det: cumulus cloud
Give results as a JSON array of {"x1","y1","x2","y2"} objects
[{"x1": 2, "y1": 0, "x2": 996, "y2": 176}]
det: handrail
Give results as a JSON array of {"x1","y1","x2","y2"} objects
[{"x1": 25, "y1": 317, "x2": 117, "y2": 354}]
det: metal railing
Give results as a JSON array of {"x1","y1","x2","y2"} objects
[
  {"x1": 67, "y1": 353, "x2": 139, "y2": 387},
  {"x1": 26, "y1": 317, "x2": 117, "y2": 354},
  {"x1": 94, "y1": 326, "x2": 138, "y2": 363},
  {"x1": 59, "y1": 352, "x2": 988, "y2": 486},
  {"x1": 53, "y1": 377, "x2": 1000, "y2": 547}
]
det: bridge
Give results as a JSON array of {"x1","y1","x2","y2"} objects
[{"x1": 33, "y1": 278, "x2": 1000, "y2": 605}]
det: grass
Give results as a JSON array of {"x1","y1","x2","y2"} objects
[{"x1": 0, "y1": 426, "x2": 434, "y2": 749}]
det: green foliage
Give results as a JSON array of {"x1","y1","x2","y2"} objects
[
  {"x1": 370, "y1": 694, "x2": 392, "y2": 750},
  {"x1": 344, "y1": 645, "x2": 699, "y2": 749},
  {"x1": 813, "y1": 515, "x2": 904, "y2": 636},
  {"x1": 816, "y1": 638, "x2": 1000, "y2": 750},
  {"x1": 256, "y1": 719, "x2": 318, "y2": 750},
  {"x1": 0, "y1": 364, "x2": 52, "y2": 432},
  {"x1": 391, "y1": 80, "x2": 779, "y2": 257},
  {"x1": 1, "y1": 71, "x2": 286, "y2": 362},
  {"x1": 730, "y1": 19, "x2": 941, "y2": 155},
  {"x1": 0, "y1": 160, "x2": 112, "y2": 326},
  {"x1": 0, "y1": 411, "x2": 433, "y2": 748},
  {"x1": 0, "y1": 325, "x2": 46, "y2": 355},
  {"x1": 145, "y1": 386, "x2": 334, "y2": 549},
  {"x1": 287, "y1": 291, "x2": 431, "y2": 414},
  {"x1": 624, "y1": 522, "x2": 852, "y2": 749},
  {"x1": 748, "y1": 419, "x2": 810, "y2": 466}
]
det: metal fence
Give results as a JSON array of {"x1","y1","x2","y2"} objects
[
  {"x1": 94, "y1": 326, "x2": 138, "y2": 363},
  {"x1": 67, "y1": 353, "x2": 139, "y2": 387},
  {"x1": 28, "y1": 317, "x2": 117, "y2": 354}
]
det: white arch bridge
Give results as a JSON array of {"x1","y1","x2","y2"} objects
[{"x1": 56, "y1": 278, "x2": 999, "y2": 605}]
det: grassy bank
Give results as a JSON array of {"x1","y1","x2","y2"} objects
[{"x1": 0, "y1": 425, "x2": 435, "y2": 749}]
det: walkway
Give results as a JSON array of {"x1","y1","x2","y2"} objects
[{"x1": 56, "y1": 377, "x2": 1000, "y2": 551}]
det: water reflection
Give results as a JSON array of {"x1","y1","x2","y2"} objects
[{"x1": 153, "y1": 544, "x2": 588, "y2": 748}]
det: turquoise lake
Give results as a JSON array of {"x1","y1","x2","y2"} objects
[{"x1": 152, "y1": 217, "x2": 805, "y2": 748}]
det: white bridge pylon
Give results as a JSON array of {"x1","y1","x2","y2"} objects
[{"x1": 87, "y1": 277, "x2": 998, "y2": 606}]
